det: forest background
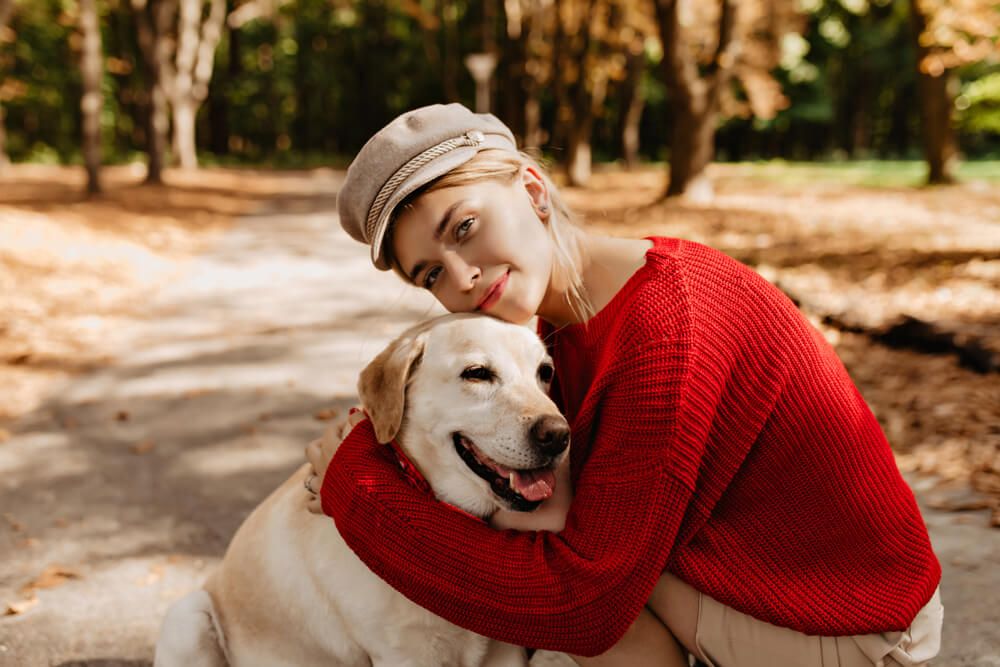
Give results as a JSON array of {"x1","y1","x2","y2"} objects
[{"x1": 1, "y1": 0, "x2": 999, "y2": 194}]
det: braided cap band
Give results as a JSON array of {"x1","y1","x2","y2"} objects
[
  {"x1": 337, "y1": 104, "x2": 518, "y2": 270},
  {"x1": 365, "y1": 130, "x2": 485, "y2": 243}
]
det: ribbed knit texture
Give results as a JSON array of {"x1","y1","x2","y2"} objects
[{"x1": 321, "y1": 237, "x2": 941, "y2": 657}]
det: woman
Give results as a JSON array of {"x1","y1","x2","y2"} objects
[{"x1": 303, "y1": 103, "x2": 942, "y2": 667}]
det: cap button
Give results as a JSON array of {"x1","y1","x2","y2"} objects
[{"x1": 466, "y1": 130, "x2": 485, "y2": 144}]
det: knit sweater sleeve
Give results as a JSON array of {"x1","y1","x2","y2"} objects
[{"x1": 320, "y1": 339, "x2": 697, "y2": 656}]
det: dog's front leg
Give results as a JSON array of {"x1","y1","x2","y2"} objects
[{"x1": 481, "y1": 640, "x2": 531, "y2": 667}]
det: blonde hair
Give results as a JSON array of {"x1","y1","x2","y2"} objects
[{"x1": 383, "y1": 149, "x2": 595, "y2": 322}]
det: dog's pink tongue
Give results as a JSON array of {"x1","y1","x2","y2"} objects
[{"x1": 511, "y1": 469, "x2": 556, "y2": 501}]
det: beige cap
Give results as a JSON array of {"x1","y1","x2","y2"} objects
[{"x1": 337, "y1": 103, "x2": 518, "y2": 270}]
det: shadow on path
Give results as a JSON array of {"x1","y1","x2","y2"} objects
[{"x1": 0, "y1": 198, "x2": 440, "y2": 665}]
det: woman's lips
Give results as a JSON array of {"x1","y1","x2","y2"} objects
[{"x1": 477, "y1": 271, "x2": 509, "y2": 311}]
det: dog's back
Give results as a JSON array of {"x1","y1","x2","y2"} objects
[{"x1": 157, "y1": 464, "x2": 518, "y2": 667}]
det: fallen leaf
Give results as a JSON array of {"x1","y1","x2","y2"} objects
[
  {"x1": 115, "y1": 410, "x2": 130, "y2": 422},
  {"x1": 130, "y1": 439, "x2": 156, "y2": 455},
  {"x1": 21, "y1": 565, "x2": 81, "y2": 594},
  {"x1": 314, "y1": 408, "x2": 338, "y2": 421},
  {"x1": 4, "y1": 595, "x2": 38, "y2": 616},
  {"x1": 138, "y1": 563, "x2": 165, "y2": 586},
  {"x1": 2, "y1": 513, "x2": 25, "y2": 532}
]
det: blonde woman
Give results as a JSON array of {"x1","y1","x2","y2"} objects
[{"x1": 304, "y1": 104, "x2": 942, "y2": 667}]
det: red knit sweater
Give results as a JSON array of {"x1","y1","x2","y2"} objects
[{"x1": 321, "y1": 237, "x2": 941, "y2": 657}]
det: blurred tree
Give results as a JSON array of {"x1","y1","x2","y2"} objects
[
  {"x1": 0, "y1": 0, "x2": 12, "y2": 170},
  {"x1": 541, "y1": 0, "x2": 653, "y2": 185},
  {"x1": 171, "y1": 0, "x2": 226, "y2": 168},
  {"x1": 131, "y1": 0, "x2": 176, "y2": 183},
  {"x1": 2, "y1": 0, "x2": 999, "y2": 171},
  {"x1": 654, "y1": 0, "x2": 800, "y2": 201},
  {"x1": 79, "y1": 0, "x2": 103, "y2": 193},
  {"x1": 909, "y1": 0, "x2": 1000, "y2": 184},
  {"x1": 617, "y1": 28, "x2": 646, "y2": 169}
]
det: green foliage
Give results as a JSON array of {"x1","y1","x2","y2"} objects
[
  {"x1": 957, "y1": 72, "x2": 1000, "y2": 135},
  {"x1": 728, "y1": 159, "x2": 1000, "y2": 187},
  {"x1": 0, "y1": 0, "x2": 998, "y2": 167},
  {"x1": 2, "y1": 0, "x2": 81, "y2": 161}
]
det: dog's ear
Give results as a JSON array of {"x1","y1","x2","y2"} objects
[{"x1": 357, "y1": 329, "x2": 427, "y2": 444}]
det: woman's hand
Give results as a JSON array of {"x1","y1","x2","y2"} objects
[{"x1": 305, "y1": 406, "x2": 366, "y2": 514}]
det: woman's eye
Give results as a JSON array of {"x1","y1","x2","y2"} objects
[
  {"x1": 455, "y1": 217, "x2": 474, "y2": 239},
  {"x1": 461, "y1": 365, "x2": 496, "y2": 382},
  {"x1": 538, "y1": 363, "x2": 554, "y2": 384},
  {"x1": 423, "y1": 267, "x2": 442, "y2": 290}
]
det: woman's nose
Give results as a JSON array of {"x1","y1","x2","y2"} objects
[{"x1": 442, "y1": 251, "x2": 480, "y2": 292}]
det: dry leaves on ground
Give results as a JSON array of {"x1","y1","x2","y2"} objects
[
  {"x1": 5, "y1": 564, "x2": 83, "y2": 616},
  {"x1": 566, "y1": 166, "x2": 1000, "y2": 519}
]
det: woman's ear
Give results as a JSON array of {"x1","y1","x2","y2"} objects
[{"x1": 521, "y1": 166, "x2": 550, "y2": 222}]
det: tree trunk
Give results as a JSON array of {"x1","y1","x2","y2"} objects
[
  {"x1": 439, "y1": 0, "x2": 460, "y2": 102},
  {"x1": 619, "y1": 40, "x2": 645, "y2": 170},
  {"x1": 549, "y1": 0, "x2": 569, "y2": 154},
  {"x1": 131, "y1": 0, "x2": 176, "y2": 184},
  {"x1": 0, "y1": 104, "x2": 8, "y2": 172},
  {"x1": 147, "y1": 82, "x2": 169, "y2": 181},
  {"x1": 172, "y1": 99, "x2": 197, "y2": 169},
  {"x1": 654, "y1": 0, "x2": 735, "y2": 201},
  {"x1": 171, "y1": 0, "x2": 226, "y2": 170},
  {"x1": 0, "y1": 0, "x2": 12, "y2": 170},
  {"x1": 79, "y1": 0, "x2": 103, "y2": 195},
  {"x1": 522, "y1": 1, "x2": 545, "y2": 149},
  {"x1": 564, "y1": 0, "x2": 599, "y2": 186},
  {"x1": 909, "y1": 0, "x2": 957, "y2": 184},
  {"x1": 500, "y1": 1, "x2": 528, "y2": 145},
  {"x1": 668, "y1": 106, "x2": 715, "y2": 201}
]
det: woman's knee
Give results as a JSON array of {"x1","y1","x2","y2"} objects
[{"x1": 568, "y1": 607, "x2": 688, "y2": 667}]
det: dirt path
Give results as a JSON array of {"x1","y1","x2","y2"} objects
[{"x1": 1, "y1": 182, "x2": 998, "y2": 666}]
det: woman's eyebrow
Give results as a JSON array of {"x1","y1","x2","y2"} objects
[
  {"x1": 434, "y1": 200, "x2": 466, "y2": 240},
  {"x1": 407, "y1": 200, "x2": 468, "y2": 283}
]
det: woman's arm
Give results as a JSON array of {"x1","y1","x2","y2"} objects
[{"x1": 321, "y1": 340, "x2": 701, "y2": 657}]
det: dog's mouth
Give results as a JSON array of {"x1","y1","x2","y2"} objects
[{"x1": 453, "y1": 433, "x2": 556, "y2": 512}]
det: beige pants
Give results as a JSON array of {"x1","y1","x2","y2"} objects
[{"x1": 657, "y1": 575, "x2": 943, "y2": 667}]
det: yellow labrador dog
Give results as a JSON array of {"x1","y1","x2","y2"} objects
[{"x1": 155, "y1": 314, "x2": 572, "y2": 667}]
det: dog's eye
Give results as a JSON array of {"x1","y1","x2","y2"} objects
[
  {"x1": 538, "y1": 363, "x2": 554, "y2": 384},
  {"x1": 461, "y1": 365, "x2": 496, "y2": 382}
]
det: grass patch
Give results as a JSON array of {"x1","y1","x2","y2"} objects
[{"x1": 722, "y1": 160, "x2": 1000, "y2": 188}]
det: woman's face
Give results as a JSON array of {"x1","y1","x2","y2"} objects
[{"x1": 390, "y1": 172, "x2": 554, "y2": 324}]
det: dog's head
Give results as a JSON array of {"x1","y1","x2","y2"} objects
[{"x1": 358, "y1": 313, "x2": 569, "y2": 518}]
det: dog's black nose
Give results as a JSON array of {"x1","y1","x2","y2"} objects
[{"x1": 529, "y1": 415, "x2": 570, "y2": 457}]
